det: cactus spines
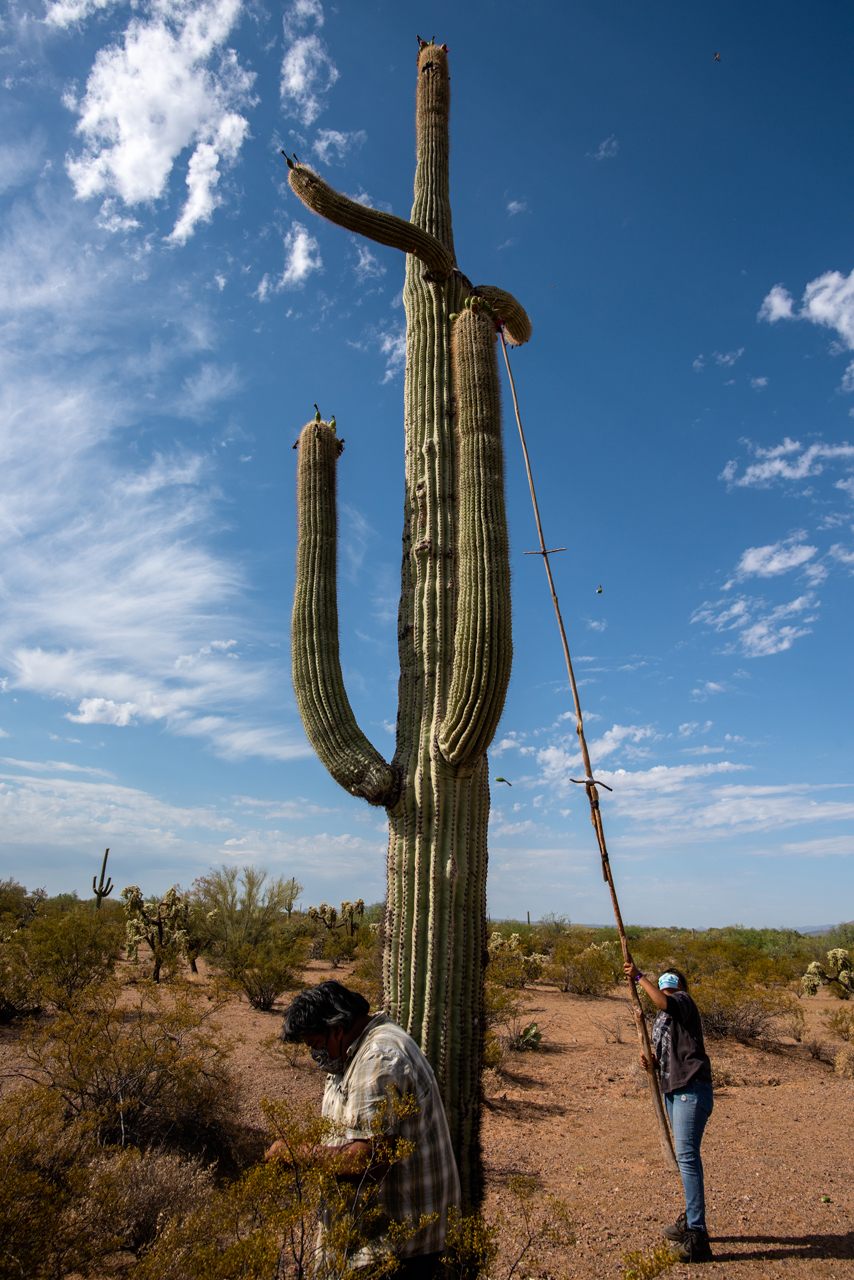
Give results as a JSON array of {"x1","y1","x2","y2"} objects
[
  {"x1": 288, "y1": 41, "x2": 528, "y2": 1206},
  {"x1": 92, "y1": 847, "x2": 113, "y2": 909}
]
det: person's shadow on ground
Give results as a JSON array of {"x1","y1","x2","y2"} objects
[{"x1": 712, "y1": 1231, "x2": 854, "y2": 1262}]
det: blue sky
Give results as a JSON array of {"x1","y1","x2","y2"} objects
[{"x1": 1, "y1": 0, "x2": 852, "y2": 927}]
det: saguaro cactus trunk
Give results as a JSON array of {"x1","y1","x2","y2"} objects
[{"x1": 289, "y1": 42, "x2": 530, "y2": 1206}]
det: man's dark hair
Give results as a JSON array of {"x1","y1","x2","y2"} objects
[{"x1": 281, "y1": 981, "x2": 370, "y2": 1042}]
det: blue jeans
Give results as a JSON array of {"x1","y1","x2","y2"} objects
[{"x1": 664, "y1": 1081, "x2": 713, "y2": 1232}]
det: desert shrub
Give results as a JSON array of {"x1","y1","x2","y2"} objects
[
  {"x1": 824, "y1": 1006, "x2": 854, "y2": 1042},
  {"x1": 693, "y1": 970, "x2": 798, "y2": 1041},
  {"x1": 137, "y1": 1095, "x2": 421, "y2": 1280},
  {"x1": 0, "y1": 1084, "x2": 214, "y2": 1278},
  {"x1": 546, "y1": 938, "x2": 621, "y2": 997},
  {"x1": 0, "y1": 940, "x2": 42, "y2": 1024},
  {"x1": 24, "y1": 907, "x2": 122, "y2": 1010},
  {"x1": 193, "y1": 866, "x2": 303, "y2": 972},
  {"x1": 348, "y1": 922, "x2": 384, "y2": 1008},
  {"x1": 0, "y1": 1087, "x2": 94, "y2": 1280},
  {"x1": 18, "y1": 980, "x2": 239, "y2": 1161},
  {"x1": 73, "y1": 1146, "x2": 215, "y2": 1258},
  {"x1": 0, "y1": 879, "x2": 46, "y2": 941},
  {"x1": 833, "y1": 1044, "x2": 854, "y2": 1079},
  {"x1": 622, "y1": 1241, "x2": 678, "y2": 1280},
  {"x1": 238, "y1": 936, "x2": 305, "y2": 1010},
  {"x1": 486, "y1": 932, "x2": 547, "y2": 988}
]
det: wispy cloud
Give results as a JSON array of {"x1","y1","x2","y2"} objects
[
  {"x1": 729, "y1": 534, "x2": 817, "y2": 582},
  {"x1": 256, "y1": 222, "x2": 322, "y2": 298},
  {"x1": 312, "y1": 128, "x2": 366, "y2": 165},
  {"x1": 280, "y1": 0, "x2": 338, "y2": 126},
  {"x1": 63, "y1": 0, "x2": 254, "y2": 243},
  {"x1": 721, "y1": 437, "x2": 854, "y2": 489},
  {"x1": 692, "y1": 592, "x2": 818, "y2": 657},
  {"x1": 506, "y1": 198, "x2": 528, "y2": 216},
  {"x1": 590, "y1": 134, "x2": 619, "y2": 161}
]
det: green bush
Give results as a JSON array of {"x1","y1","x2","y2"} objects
[
  {"x1": 546, "y1": 938, "x2": 621, "y2": 996},
  {"x1": 693, "y1": 970, "x2": 799, "y2": 1041},
  {"x1": 0, "y1": 940, "x2": 42, "y2": 1024},
  {"x1": 486, "y1": 932, "x2": 547, "y2": 988},
  {"x1": 824, "y1": 1006, "x2": 854, "y2": 1042},
  {"x1": 0, "y1": 1086, "x2": 214, "y2": 1279},
  {"x1": 191, "y1": 865, "x2": 303, "y2": 965},
  {"x1": 25, "y1": 907, "x2": 122, "y2": 1010},
  {"x1": 19, "y1": 980, "x2": 239, "y2": 1161},
  {"x1": 237, "y1": 936, "x2": 306, "y2": 1011}
]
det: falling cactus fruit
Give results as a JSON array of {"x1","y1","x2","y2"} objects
[{"x1": 288, "y1": 41, "x2": 530, "y2": 1207}]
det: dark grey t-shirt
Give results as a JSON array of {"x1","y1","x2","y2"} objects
[{"x1": 651, "y1": 991, "x2": 712, "y2": 1094}]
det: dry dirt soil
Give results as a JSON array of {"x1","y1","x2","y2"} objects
[{"x1": 2, "y1": 958, "x2": 852, "y2": 1279}]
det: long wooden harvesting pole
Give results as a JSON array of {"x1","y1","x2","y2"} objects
[{"x1": 498, "y1": 331, "x2": 677, "y2": 1173}]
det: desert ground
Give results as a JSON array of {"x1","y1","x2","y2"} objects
[{"x1": 1, "y1": 956, "x2": 851, "y2": 1279}]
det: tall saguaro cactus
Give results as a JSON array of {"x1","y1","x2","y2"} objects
[{"x1": 289, "y1": 41, "x2": 530, "y2": 1205}]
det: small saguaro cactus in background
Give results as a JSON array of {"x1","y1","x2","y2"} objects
[
  {"x1": 92, "y1": 847, "x2": 113, "y2": 909},
  {"x1": 287, "y1": 40, "x2": 530, "y2": 1205}
]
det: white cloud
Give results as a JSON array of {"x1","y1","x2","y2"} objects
[
  {"x1": 758, "y1": 284, "x2": 794, "y2": 323},
  {"x1": 177, "y1": 361, "x2": 241, "y2": 416},
  {"x1": 692, "y1": 355, "x2": 705, "y2": 372},
  {"x1": 829, "y1": 543, "x2": 854, "y2": 569},
  {"x1": 312, "y1": 128, "x2": 366, "y2": 165},
  {"x1": 721, "y1": 437, "x2": 854, "y2": 489},
  {"x1": 590, "y1": 134, "x2": 619, "y2": 161},
  {"x1": 352, "y1": 243, "x2": 385, "y2": 282},
  {"x1": 280, "y1": 0, "x2": 339, "y2": 128},
  {"x1": 733, "y1": 534, "x2": 817, "y2": 580},
  {"x1": 65, "y1": 0, "x2": 253, "y2": 241},
  {"x1": 750, "y1": 376, "x2": 769, "y2": 390},
  {"x1": 43, "y1": 0, "x2": 123, "y2": 27},
  {"x1": 713, "y1": 348, "x2": 744, "y2": 367},
  {"x1": 168, "y1": 112, "x2": 248, "y2": 244},
  {"x1": 506, "y1": 199, "x2": 528, "y2": 216},
  {"x1": 759, "y1": 269, "x2": 854, "y2": 388},
  {"x1": 693, "y1": 592, "x2": 817, "y2": 658},
  {"x1": 379, "y1": 326, "x2": 406, "y2": 384},
  {"x1": 67, "y1": 698, "x2": 138, "y2": 726},
  {"x1": 585, "y1": 618, "x2": 607, "y2": 633},
  {"x1": 0, "y1": 135, "x2": 47, "y2": 194},
  {"x1": 257, "y1": 222, "x2": 323, "y2": 298},
  {"x1": 690, "y1": 681, "x2": 727, "y2": 700}
]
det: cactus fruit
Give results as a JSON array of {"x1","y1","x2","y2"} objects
[{"x1": 288, "y1": 41, "x2": 529, "y2": 1206}]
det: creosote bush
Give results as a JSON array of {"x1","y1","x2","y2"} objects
[
  {"x1": 546, "y1": 938, "x2": 621, "y2": 997},
  {"x1": 692, "y1": 969, "x2": 800, "y2": 1042},
  {"x1": 18, "y1": 979, "x2": 239, "y2": 1161}
]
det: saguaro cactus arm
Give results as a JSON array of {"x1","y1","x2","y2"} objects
[
  {"x1": 292, "y1": 418, "x2": 399, "y2": 807},
  {"x1": 287, "y1": 165, "x2": 455, "y2": 280},
  {"x1": 472, "y1": 285, "x2": 532, "y2": 347},
  {"x1": 438, "y1": 301, "x2": 512, "y2": 767}
]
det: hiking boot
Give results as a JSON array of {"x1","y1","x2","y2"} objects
[
  {"x1": 673, "y1": 1229, "x2": 713, "y2": 1263},
  {"x1": 662, "y1": 1212, "x2": 687, "y2": 1241}
]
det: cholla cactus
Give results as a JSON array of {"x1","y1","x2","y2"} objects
[
  {"x1": 307, "y1": 899, "x2": 365, "y2": 937},
  {"x1": 802, "y1": 948, "x2": 853, "y2": 999},
  {"x1": 288, "y1": 42, "x2": 529, "y2": 1205},
  {"x1": 121, "y1": 885, "x2": 190, "y2": 983}
]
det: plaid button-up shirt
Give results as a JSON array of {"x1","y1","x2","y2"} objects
[{"x1": 321, "y1": 1013, "x2": 460, "y2": 1265}]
